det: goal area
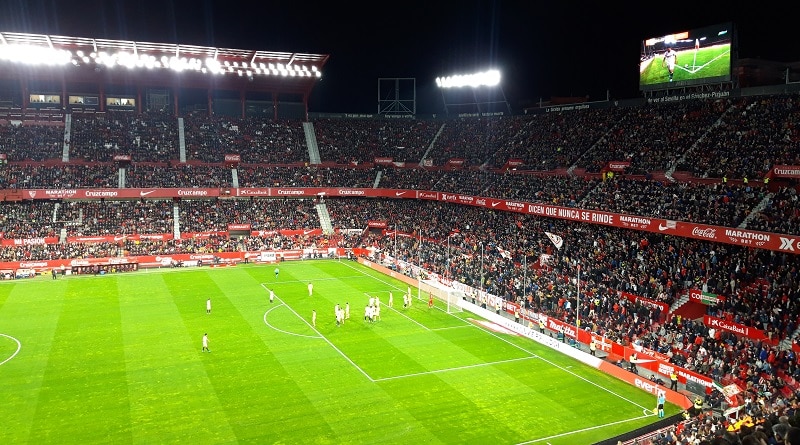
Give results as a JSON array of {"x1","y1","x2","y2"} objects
[{"x1": 418, "y1": 279, "x2": 465, "y2": 313}]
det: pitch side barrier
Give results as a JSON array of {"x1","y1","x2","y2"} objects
[{"x1": 358, "y1": 257, "x2": 693, "y2": 409}]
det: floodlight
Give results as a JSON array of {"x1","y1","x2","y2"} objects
[{"x1": 436, "y1": 69, "x2": 501, "y2": 89}]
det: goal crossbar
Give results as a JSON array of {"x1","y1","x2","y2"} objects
[{"x1": 418, "y1": 279, "x2": 465, "y2": 313}]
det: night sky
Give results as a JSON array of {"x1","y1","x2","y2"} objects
[{"x1": 1, "y1": 0, "x2": 797, "y2": 114}]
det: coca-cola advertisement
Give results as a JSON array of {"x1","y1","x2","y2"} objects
[
  {"x1": 224, "y1": 154, "x2": 241, "y2": 163},
  {"x1": 113, "y1": 154, "x2": 132, "y2": 162},
  {"x1": 374, "y1": 157, "x2": 393, "y2": 165}
]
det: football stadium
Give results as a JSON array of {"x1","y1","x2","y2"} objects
[{"x1": 1, "y1": 16, "x2": 800, "y2": 445}]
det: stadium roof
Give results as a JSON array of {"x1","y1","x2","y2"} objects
[{"x1": 0, "y1": 31, "x2": 330, "y2": 96}]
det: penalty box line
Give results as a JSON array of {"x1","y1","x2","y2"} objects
[
  {"x1": 260, "y1": 283, "x2": 375, "y2": 382},
  {"x1": 340, "y1": 261, "x2": 472, "y2": 329},
  {"x1": 341, "y1": 262, "x2": 649, "y2": 414},
  {"x1": 372, "y1": 356, "x2": 537, "y2": 382}
]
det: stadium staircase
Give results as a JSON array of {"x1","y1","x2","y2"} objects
[
  {"x1": 372, "y1": 170, "x2": 382, "y2": 188},
  {"x1": 419, "y1": 123, "x2": 447, "y2": 164},
  {"x1": 231, "y1": 168, "x2": 239, "y2": 188},
  {"x1": 667, "y1": 294, "x2": 707, "y2": 321},
  {"x1": 666, "y1": 105, "x2": 737, "y2": 180},
  {"x1": 172, "y1": 204, "x2": 181, "y2": 239},
  {"x1": 303, "y1": 122, "x2": 321, "y2": 164},
  {"x1": 315, "y1": 202, "x2": 334, "y2": 234},
  {"x1": 737, "y1": 193, "x2": 773, "y2": 229},
  {"x1": 177, "y1": 117, "x2": 187, "y2": 162},
  {"x1": 568, "y1": 124, "x2": 618, "y2": 176},
  {"x1": 62, "y1": 114, "x2": 72, "y2": 162}
]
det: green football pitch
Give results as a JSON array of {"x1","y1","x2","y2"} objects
[{"x1": 0, "y1": 260, "x2": 679, "y2": 444}]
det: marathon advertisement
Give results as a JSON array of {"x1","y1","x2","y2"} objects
[
  {"x1": 703, "y1": 315, "x2": 769, "y2": 342},
  {"x1": 771, "y1": 165, "x2": 800, "y2": 179},
  {"x1": 367, "y1": 220, "x2": 387, "y2": 229},
  {"x1": 227, "y1": 224, "x2": 251, "y2": 231},
  {"x1": 22, "y1": 188, "x2": 221, "y2": 200}
]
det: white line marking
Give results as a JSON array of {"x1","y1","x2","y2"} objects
[
  {"x1": 342, "y1": 261, "x2": 650, "y2": 412},
  {"x1": 260, "y1": 284, "x2": 374, "y2": 382},
  {"x1": 514, "y1": 414, "x2": 651, "y2": 445},
  {"x1": 373, "y1": 356, "x2": 537, "y2": 382},
  {"x1": 368, "y1": 293, "x2": 430, "y2": 331},
  {"x1": 430, "y1": 325, "x2": 472, "y2": 332},
  {"x1": 269, "y1": 276, "x2": 367, "y2": 285},
  {"x1": 0, "y1": 333, "x2": 22, "y2": 366},
  {"x1": 340, "y1": 262, "x2": 471, "y2": 329},
  {"x1": 262, "y1": 303, "x2": 322, "y2": 339}
]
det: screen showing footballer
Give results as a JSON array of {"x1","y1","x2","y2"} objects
[{"x1": 639, "y1": 22, "x2": 732, "y2": 90}]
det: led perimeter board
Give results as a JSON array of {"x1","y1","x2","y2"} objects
[{"x1": 639, "y1": 22, "x2": 733, "y2": 91}]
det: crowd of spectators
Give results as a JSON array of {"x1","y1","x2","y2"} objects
[
  {"x1": 183, "y1": 114, "x2": 307, "y2": 164},
  {"x1": 580, "y1": 178, "x2": 768, "y2": 229},
  {"x1": 579, "y1": 99, "x2": 726, "y2": 175},
  {"x1": 489, "y1": 108, "x2": 618, "y2": 170},
  {"x1": 0, "y1": 164, "x2": 119, "y2": 189},
  {"x1": 0, "y1": 121, "x2": 64, "y2": 161},
  {"x1": 69, "y1": 110, "x2": 178, "y2": 162},
  {"x1": 312, "y1": 118, "x2": 440, "y2": 164},
  {"x1": 676, "y1": 95, "x2": 800, "y2": 180},
  {"x1": 179, "y1": 198, "x2": 320, "y2": 233}
]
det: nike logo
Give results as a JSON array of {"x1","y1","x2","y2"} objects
[
  {"x1": 658, "y1": 224, "x2": 669, "y2": 231},
  {"x1": 114, "y1": 236, "x2": 126, "y2": 241},
  {"x1": 395, "y1": 192, "x2": 406, "y2": 196},
  {"x1": 140, "y1": 190, "x2": 156, "y2": 196},
  {"x1": 491, "y1": 201, "x2": 501, "y2": 207},
  {"x1": 303, "y1": 230, "x2": 314, "y2": 235}
]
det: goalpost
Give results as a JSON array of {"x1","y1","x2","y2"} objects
[{"x1": 418, "y1": 279, "x2": 465, "y2": 313}]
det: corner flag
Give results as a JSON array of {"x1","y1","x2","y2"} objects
[{"x1": 545, "y1": 232, "x2": 563, "y2": 250}]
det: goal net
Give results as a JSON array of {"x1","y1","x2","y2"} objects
[{"x1": 418, "y1": 279, "x2": 465, "y2": 313}]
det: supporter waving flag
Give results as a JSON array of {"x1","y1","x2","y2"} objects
[{"x1": 545, "y1": 232, "x2": 563, "y2": 250}]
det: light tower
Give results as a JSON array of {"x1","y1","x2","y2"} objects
[{"x1": 435, "y1": 69, "x2": 511, "y2": 116}]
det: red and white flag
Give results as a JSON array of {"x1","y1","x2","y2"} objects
[{"x1": 545, "y1": 232, "x2": 563, "y2": 250}]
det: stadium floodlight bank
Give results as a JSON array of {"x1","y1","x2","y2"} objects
[{"x1": 418, "y1": 279, "x2": 465, "y2": 313}]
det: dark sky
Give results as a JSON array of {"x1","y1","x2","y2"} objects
[{"x1": 1, "y1": 1, "x2": 797, "y2": 114}]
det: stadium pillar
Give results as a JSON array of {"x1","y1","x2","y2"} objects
[
  {"x1": 173, "y1": 89, "x2": 179, "y2": 116},
  {"x1": 273, "y1": 93, "x2": 279, "y2": 121},
  {"x1": 61, "y1": 79, "x2": 67, "y2": 109},
  {"x1": 137, "y1": 87, "x2": 142, "y2": 114},
  {"x1": 240, "y1": 90, "x2": 246, "y2": 118},
  {"x1": 207, "y1": 90, "x2": 213, "y2": 117},
  {"x1": 99, "y1": 86, "x2": 106, "y2": 112},
  {"x1": 20, "y1": 78, "x2": 28, "y2": 113}
]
